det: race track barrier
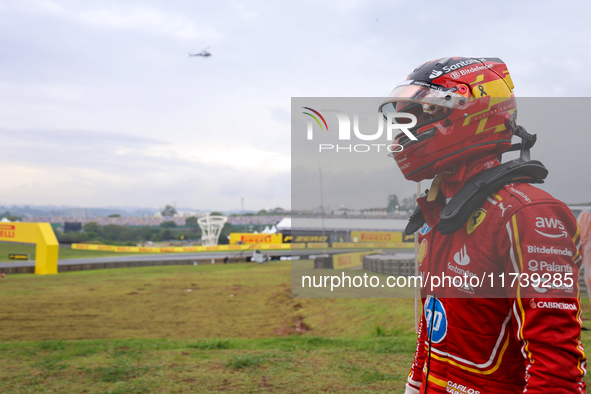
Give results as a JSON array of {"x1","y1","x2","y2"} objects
[
  {"x1": 72, "y1": 243, "x2": 294, "y2": 253},
  {"x1": 70, "y1": 241, "x2": 412, "y2": 254},
  {"x1": 332, "y1": 242, "x2": 414, "y2": 249},
  {"x1": 0, "y1": 223, "x2": 58, "y2": 275},
  {"x1": 0, "y1": 255, "x2": 252, "y2": 275}
]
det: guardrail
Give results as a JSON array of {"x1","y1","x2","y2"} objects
[{"x1": 71, "y1": 243, "x2": 301, "y2": 253}]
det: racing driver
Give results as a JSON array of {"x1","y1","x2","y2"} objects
[{"x1": 379, "y1": 57, "x2": 586, "y2": 393}]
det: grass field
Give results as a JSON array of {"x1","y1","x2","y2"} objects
[
  {"x1": 0, "y1": 336, "x2": 416, "y2": 393},
  {"x1": 0, "y1": 261, "x2": 415, "y2": 340},
  {"x1": 0, "y1": 261, "x2": 589, "y2": 393}
]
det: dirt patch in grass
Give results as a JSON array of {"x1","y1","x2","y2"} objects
[{"x1": 0, "y1": 262, "x2": 416, "y2": 341}]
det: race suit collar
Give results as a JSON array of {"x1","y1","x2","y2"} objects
[
  {"x1": 405, "y1": 156, "x2": 548, "y2": 235},
  {"x1": 414, "y1": 154, "x2": 500, "y2": 229},
  {"x1": 439, "y1": 155, "x2": 500, "y2": 199}
]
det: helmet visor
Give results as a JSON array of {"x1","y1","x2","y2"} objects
[{"x1": 379, "y1": 82, "x2": 469, "y2": 113}]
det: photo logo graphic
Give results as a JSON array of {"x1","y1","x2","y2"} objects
[
  {"x1": 302, "y1": 107, "x2": 418, "y2": 153},
  {"x1": 302, "y1": 107, "x2": 329, "y2": 135}
]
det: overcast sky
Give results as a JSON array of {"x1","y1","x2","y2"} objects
[{"x1": 1, "y1": 0, "x2": 590, "y2": 211}]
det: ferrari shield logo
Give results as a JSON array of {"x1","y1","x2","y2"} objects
[{"x1": 467, "y1": 209, "x2": 487, "y2": 234}]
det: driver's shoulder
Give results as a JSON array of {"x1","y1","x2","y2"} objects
[{"x1": 494, "y1": 183, "x2": 574, "y2": 223}]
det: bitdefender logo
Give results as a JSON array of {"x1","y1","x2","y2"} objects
[{"x1": 302, "y1": 107, "x2": 417, "y2": 153}]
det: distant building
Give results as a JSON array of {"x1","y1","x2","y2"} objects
[{"x1": 64, "y1": 222, "x2": 82, "y2": 232}]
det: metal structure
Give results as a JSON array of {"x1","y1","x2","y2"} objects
[{"x1": 198, "y1": 214, "x2": 227, "y2": 246}]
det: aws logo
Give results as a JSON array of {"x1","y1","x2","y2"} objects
[
  {"x1": 534, "y1": 217, "x2": 567, "y2": 239},
  {"x1": 467, "y1": 209, "x2": 487, "y2": 235},
  {"x1": 535, "y1": 217, "x2": 564, "y2": 230}
]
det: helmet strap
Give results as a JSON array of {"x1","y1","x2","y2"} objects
[
  {"x1": 427, "y1": 173, "x2": 444, "y2": 202},
  {"x1": 504, "y1": 115, "x2": 537, "y2": 161}
]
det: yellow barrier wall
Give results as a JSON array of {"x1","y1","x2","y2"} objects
[
  {"x1": 71, "y1": 242, "x2": 293, "y2": 253},
  {"x1": 306, "y1": 242, "x2": 328, "y2": 249},
  {"x1": 350, "y1": 231, "x2": 403, "y2": 243},
  {"x1": 71, "y1": 241, "x2": 412, "y2": 254},
  {"x1": 333, "y1": 242, "x2": 414, "y2": 249},
  {"x1": 0, "y1": 223, "x2": 58, "y2": 275},
  {"x1": 333, "y1": 250, "x2": 380, "y2": 270}
]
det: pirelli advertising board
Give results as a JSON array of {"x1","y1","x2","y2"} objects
[
  {"x1": 350, "y1": 231, "x2": 413, "y2": 243},
  {"x1": 333, "y1": 251, "x2": 378, "y2": 270},
  {"x1": 282, "y1": 234, "x2": 328, "y2": 244},
  {"x1": 229, "y1": 233, "x2": 283, "y2": 244}
]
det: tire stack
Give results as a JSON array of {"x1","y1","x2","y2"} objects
[
  {"x1": 313, "y1": 255, "x2": 333, "y2": 269},
  {"x1": 362, "y1": 254, "x2": 415, "y2": 276}
]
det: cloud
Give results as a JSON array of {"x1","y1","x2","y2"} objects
[
  {"x1": 0, "y1": 128, "x2": 291, "y2": 209},
  {"x1": 0, "y1": 0, "x2": 590, "y2": 211},
  {"x1": 12, "y1": 0, "x2": 222, "y2": 41}
]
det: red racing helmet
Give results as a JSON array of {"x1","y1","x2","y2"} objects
[{"x1": 379, "y1": 57, "x2": 517, "y2": 182}]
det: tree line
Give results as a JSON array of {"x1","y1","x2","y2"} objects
[
  {"x1": 386, "y1": 194, "x2": 418, "y2": 212},
  {"x1": 56, "y1": 221, "x2": 234, "y2": 246}
]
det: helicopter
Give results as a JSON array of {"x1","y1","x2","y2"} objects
[{"x1": 189, "y1": 46, "x2": 211, "y2": 57}]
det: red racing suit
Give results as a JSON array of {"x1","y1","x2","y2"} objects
[
  {"x1": 578, "y1": 209, "x2": 591, "y2": 304},
  {"x1": 406, "y1": 182, "x2": 586, "y2": 393}
]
